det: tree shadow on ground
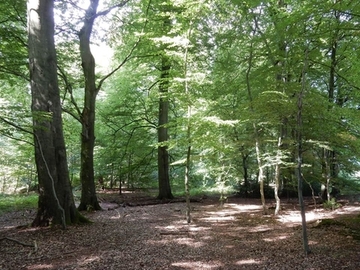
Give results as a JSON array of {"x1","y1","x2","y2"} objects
[{"x1": 0, "y1": 192, "x2": 360, "y2": 269}]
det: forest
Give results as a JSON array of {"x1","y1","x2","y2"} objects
[{"x1": 1, "y1": 0, "x2": 360, "y2": 269}]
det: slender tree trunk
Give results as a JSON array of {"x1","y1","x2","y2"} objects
[
  {"x1": 184, "y1": 25, "x2": 192, "y2": 223},
  {"x1": 272, "y1": 0, "x2": 288, "y2": 215},
  {"x1": 77, "y1": 0, "x2": 101, "y2": 211},
  {"x1": 296, "y1": 46, "x2": 311, "y2": 255},
  {"x1": 245, "y1": 39, "x2": 267, "y2": 213},
  {"x1": 322, "y1": 9, "x2": 341, "y2": 202},
  {"x1": 254, "y1": 138, "x2": 266, "y2": 213},
  {"x1": 27, "y1": 0, "x2": 82, "y2": 227},
  {"x1": 274, "y1": 135, "x2": 282, "y2": 215},
  {"x1": 242, "y1": 153, "x2": 249, "y2": 198}
]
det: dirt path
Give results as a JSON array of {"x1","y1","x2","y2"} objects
[{"x1": 1, "y1": 194, "x2": 359, "y2": 270}]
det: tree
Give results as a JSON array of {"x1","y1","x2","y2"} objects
[
  {"x1": 76, "y1": 0, "x2": 103, "y2": 211},
  {"x1": 56, "y1": 0, "x2": 130, "y2": 211},
  {"x1": 27, "y1": 0, "x2": 82, "y2": 227}
]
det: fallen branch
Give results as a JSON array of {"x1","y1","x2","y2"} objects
[{"x1": 1, "y1": 237, "x2": 36, "y2": 249}]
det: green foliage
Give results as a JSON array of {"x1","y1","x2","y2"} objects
[
  {"x1": 1, "y1": 0, "x2": 360, "y2": 207},
  {"x1": 0, "y1": 194, "x2": 37, "y2": 214},
  {"x1": 323, "y1": 198, "x2": 341, "y2": 211}
]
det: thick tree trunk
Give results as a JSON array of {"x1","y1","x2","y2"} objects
[
  {"x1": 77, "y1": 0, "x2": 101, "y2": 211},
  {"x1": 157, "y1": 54, "x2": 173, "y2": 200},
  {"x1": 28, "y1": 0, "x2": 82, "y2": 227}
]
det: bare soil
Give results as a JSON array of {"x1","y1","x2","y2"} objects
[{"x1": 1, "y1": 191, "x2": 360, "y2": 270}]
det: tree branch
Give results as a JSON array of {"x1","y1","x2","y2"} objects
[
  {"x1": 96, "y1": 0, "x2": 152, "y2": 91},
  {"x1": 0, "y1": 116, "x2": 33, "y2": 136},
  {"x1": 0, "y1": 237, "x2": 36, "y2": 249},
  {"x1": 95, "y1": 0, "x2": 130, "y2": 18},
  {"x1": 57, "y1": 65, "x2": 82, "y2": 118}
]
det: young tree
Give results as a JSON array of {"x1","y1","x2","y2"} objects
[{"x1": 27, "y1": 0, "x2": 82, "y2": 227}]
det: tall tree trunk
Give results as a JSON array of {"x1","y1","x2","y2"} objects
[
  {"x1": 242, "y1": 153, "x2": 249, "y2": 198},
  {"x1": 296, "y1": 46, "x2": 311, "y2": 255},
  {"x1": 77, "y1": 0, "x2": 101, "y2": 211},
  {"x1": 184, "y1": 25, "x2": 192, "y2": 223},
  {"x1": 245, "y1": 38, "x2": 267, "y2": 213},
  {"x1": 156, "y1": 12, "x2": 173, "y2": 200},
  {"x1": 27, "y1": 0, "x2": 82, "y2": 227},
  {"x1": 157, "y1": 54, "x2": 173, "y2": 200},
  {"x1": 322, "y1": 8, "x2": 341, "y2": 202},
  {"x1": 272, "y1": 0, "x2": 288, "y2": 215},
  {"x1": 274, "y1": 135, "x2": 282, "y2": 215}
]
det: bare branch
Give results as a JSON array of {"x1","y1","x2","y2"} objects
[
  {"x1": 0, "y1": 66, "x2": 29, "y2": 82},
  {"x1": 0, "y1": 237, "x2": 35, "y2": 249},
  {"x1": 0, "y1": 116, "x2": 33, "y2": 136},
  {"x1": 57, "y1": 65, "x2": 82, "y2": 118},
  {"x1": 96, "y1": 0, "x2": 152, "y2": 91},
  {"x1": 95, "y1": 0, "x2": 130, "y2": 18}
]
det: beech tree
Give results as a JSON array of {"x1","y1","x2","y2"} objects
[
  {"x1": 56, "y1": 0, "x2": 130, "y2": 210},
  {"x1": 27, "y1": 0, "x2": 82, "y2": 227}
]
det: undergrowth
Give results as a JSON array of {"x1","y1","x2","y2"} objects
[{"x1": 0, "y1": 194, "x2": 38, "y2": 215}]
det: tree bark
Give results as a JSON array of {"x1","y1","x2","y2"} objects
[
  {"x1": 245, "y1": 38, "x2": 266, "y2": 213},
  {"x1": 296, "y1": 46, "x2": 311, "y2": 255},
  {"x1": 27, "y1": 0, "x2": 82, "y2": 227},
  {"x1": 157, "y1": 54, "x2": 173, "y2": 200},
  {"x1": 184, "y1": 26, "x2": 192, "y2": 223},
  {"x1": 274, "y1": 135, "x2": 282, "y2": 215},
  {"x1": 77, "y1": 0, "x2": 101, "y2": 211},
  {"x1": 242, "y1": 153, "x2": 249, "y2": 198}
]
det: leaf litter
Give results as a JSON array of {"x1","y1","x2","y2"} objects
[{"x1": 0, "y1": 194, "x2": 360, "y2": 270}]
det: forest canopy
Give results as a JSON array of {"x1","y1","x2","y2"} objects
[{"x1": 0, "y1": 0, "x2": 360, "y2": 220}]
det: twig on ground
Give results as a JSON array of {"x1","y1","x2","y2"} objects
[{"x1": 1, "y1": 237, "x2": 36, "y2": 249}]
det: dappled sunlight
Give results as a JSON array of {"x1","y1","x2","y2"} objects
[
  {"x1": 263, "y1": 234, "x2": 289, "y2": 242},
  {"x1": 172, "y1": 260, "x2": 224, "y2": 269},
  {"x1": 277, "y1": 210, "x2": 319, "y2": 224},
  {"x1": 77, "y1": 255, "x2": 101, "y2": 266},
  {"x1": 227, "y1": 203, "x2": 263, "y2": 212},
  {"x1": 27, "y1": 264, "x2": 54, "y2": 269},
  {"x1": 248, "y1": 224, "x2": 273, "y2": 233},
  {"x1": 200, "y1": 214, "x2": 236, "y2": 222},
  {"x1": 173, "y1": 237, "x2": 205, "y2": 248},
  {"x1": 277, "y1": 205, "x2": 360, "y2": 225},
  {"x1": 200, "y1": 203, "x2": 262, "y2": 223},
  {"x1": 146, "y1": 238, "x2": 206, "y2": 249},
  {"x1": 235, "y1": 259, "x2": 262, "y2": 265}
]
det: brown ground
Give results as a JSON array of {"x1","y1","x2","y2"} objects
[{"x1": 1, "y1": 191, "x2": 360, "y2": 270}]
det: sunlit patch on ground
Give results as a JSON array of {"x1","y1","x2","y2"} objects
[
  {"x1": 173, "y1": 237, "x2": 205, "y2": 248},
  {"x1": 172, "y1": 260, "x2": 224, "y2": 269},
  {"x1": 235, "y1": 259, "x2": 261, "y2": 265},
  {"x1": 78, "y1": 255, "x2": 101, "y2": 266},
  {"x1": 27, "y1": 264, "x2": 53, "y2": 269},
  {"x1": 248, "y1": 224, "x2": 273, "y2": 233},
  {"x1": 227, "y1": 203, "x2": 263, "y2": 212},
  {"x1": 263, "y1": 234, "x2": 289, "y2": 242},
  {"x1": 277, "y1": 205, "x2": 360, "y2": 225},
  {"x1": 200, "y1": 215, "x2": 236, "y2": 222},
  {"x1": 1, "y1": 195, "x2": 360, "y2": 269}
]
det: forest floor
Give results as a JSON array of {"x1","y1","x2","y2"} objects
[{"x1": 1, "y1": 191, "x2": 360, "y2": 270}]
